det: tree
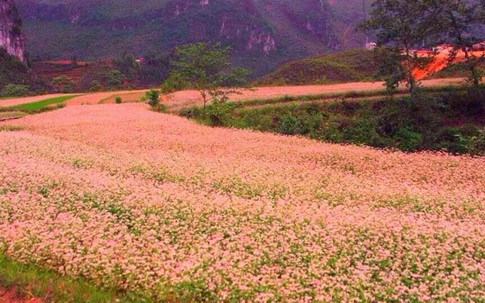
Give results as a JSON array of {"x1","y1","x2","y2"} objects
[
  {"x1": 167, "y1": 42, "x2": 249, "y2": 109},
  {"x1": 0, "y1": 84, "x2": 30, "y2": 97},
  {"x1": 361, "y1": 0, "x2": 438, "y2": 94},
  {"x1": 112, "y1": 53, "x2": 140, "y2": 82},
  {"x1": 429, "y1": 0, "x2": 485, "y2": 88},
  {"x1": 51, "y1": 75, "x2": 75, "y2": 93},
  {"x1": 104, "y1": 70, "x2": 123, "y2": 88}
]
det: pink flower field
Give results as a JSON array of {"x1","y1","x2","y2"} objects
[{"x1": 0, "y1": 103, "x2": 484, "y2": 301}]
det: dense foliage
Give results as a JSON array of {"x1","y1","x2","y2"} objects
[
  {"x1": 167, "y1": 43, "x2": 249, "y2": 107},
  {"x1": 182, "y1": 87, "x2": 485, "y2": 155},
  {"x1": 361, "y1": 0, "x2": 485, "y2": 93},
  {"x1": 0, "y1": 49, "x2": 30, "y2": 91},
  {"x1": 257, "y1": 49, "x2": 378, "y2": 85}
]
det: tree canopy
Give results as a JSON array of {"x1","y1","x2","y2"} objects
[{"x1": 167, "y1": 43, "x2": 249, "y2": 108}]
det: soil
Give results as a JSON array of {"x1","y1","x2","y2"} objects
[{"x1": 0, "y1": 288, "x2": 42, "y2": 303}]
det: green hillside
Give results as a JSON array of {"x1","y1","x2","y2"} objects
[
  {"x1": 258, "y1": 49, "x2": 377, "y2": 85},
  {"x1": 17, "y1": 0, "x2": 368, "y2": 76},
  {"x1": 431, "y1": 59, "x2": 485, "y2": 79},
  {"x1": 0, "y1": 49, "x2": 30, "y2": 89}
]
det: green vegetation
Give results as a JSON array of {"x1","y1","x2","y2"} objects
[
  {"x1": 431, "y1": 0, "x2": 485, "y2": 88},
  {"x1": 167, "y1": 43, "x2": 249, "y2": 109},
  {"x1": 51, "y1": 75, "x2": 76, "y2": 93},
  {"x1": 0, "y1": 84, "x2": 31, "y2": 97},
  {"x1": 433, "y1": 59, "x2": 485, "y2": 79},
  {"x1": 257, "y1": 49, "x2": 378, "y2": 86},
  {"x1": 0, "y1": 253, "x2": 151, "y2": 303},
  {"x1": 0, "y1": 49, "x2": 31, "y2": 92},
  {"x1": 181, "y1": 87, "x2": 485, "y2": 155},
  {"x1": 145, "y1": 89, "x2": 160, "y2": 107},
  {"x1": 361, "y1": 0, "x2": 485, "y2": 94},
  {"x1": 18, "y1": 0, "x2": 346, "y2": 77},
  {"x1": 1, "y1": 95, "x2": 77, "y2": 114},
  {"x1": 104, "y1": 70, "x2": 124, "y2": 89}
]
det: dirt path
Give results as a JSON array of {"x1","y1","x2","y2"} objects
[{"x1": 164, "y1": 77, "x2": 467, "y2": 111}]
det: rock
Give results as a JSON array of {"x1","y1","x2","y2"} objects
[{"x1": 0, "y1": 0, "x2": 25, "y2": 62}]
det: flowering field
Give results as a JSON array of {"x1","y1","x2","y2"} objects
[{"x1": 1, "y1": 103, "x2": 484, "y2": 302}]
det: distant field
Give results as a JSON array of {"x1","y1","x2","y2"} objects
[{"x1": 165, "y1": 77, "x2": 469, "y2": 111}]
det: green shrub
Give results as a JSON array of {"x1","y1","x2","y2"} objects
[
  {"x1": 115, "y1": 96, "x2": 122, "y2": 104},
  {"x1": 90, "y1": 80, "x2": 103, "y2": 92},
  {"x1": 179, "y1": 106, "x2": 202, "y2": 119},
  {"x1": 104, "y1": 70, "x2": 123, "y2": 88},
  {"x1": 146, "y1": 90, "x2": 160, "y2": 107},
  {"x1": 206, "y1": 102, "x2": 234, "y2": 126},
  {"x1": 153, "y1": 104, "x2": 167, "y2": 113},
  {"x1": 0, "y1": 84, "x2": 31, "y2": 97},
  {"x1": 178, "y1": 88, "x2": 485, "y2": 156},
  {"x1": 394, "y1": 126, "x2": 422, "y2": 151},
  {"x1": 279, "y1": 114, "x2": 307, "y2": 135},
  {"x1": 161, "y1": 73, "x2": 187, "y2": 93},
  {"x1": 51, "y1": 76, "x2": 75, "y2": 93}
]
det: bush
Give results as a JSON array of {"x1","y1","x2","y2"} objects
[
  {"x1": 105, "y1": 70, "x2": 123, "y2": 88},
  {"x1": 161, "y1": 73, "x2": 187, "y2": 93},
  {"x1": 394, "y1": 126, "x2": 422, "y2": 151},
  {"x1": 115, "y1": 96, "x2": 122, "y2": 104},
  {"x1": 0, "y1": 84, "x2": 31, "y2": 97},
  {"x1": 279, "y1": 114, "x2": 307, "y2": 135},
  {"x1": 146, "y1": 90, "x2": 160, "y2": 107},
  {"x1": 206, "y1": 102, "x2": 234, "y2": 126},
  {"x1": 51, "y1": 76, "x2": 75, "y2": 93},
  {"x1": 90, "y1": 80, "x2": 103, "y2": 92}
]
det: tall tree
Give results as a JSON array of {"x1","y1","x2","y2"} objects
[
  {"x1": 168, "y1": 43, "x2": 248, "y2": 108},
  {"x1": 429, "y1": 0, "x2": 485, "y2": 88},
  {"x1": 361, "y1": 0, "x2": 437, "y2": 94}
]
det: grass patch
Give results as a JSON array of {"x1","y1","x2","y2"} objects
[
  {"x1": 257, "y1": 49, "x2": 378, "y2": 86},
  {"x1": 0, "y1": 253, "x2": 152, "y2": 303},
  {"x1": 0, "y1": 111, "x2": 27, "y2": 120},
  {"x1": 0, "y1": 124, "x2": 24, "y2": 132},
  {"x1": 1, "y1": 95, "x2": 77, "y2": 114}
]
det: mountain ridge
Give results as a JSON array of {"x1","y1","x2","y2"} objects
[{"x1": 16, "y1": 0, "x2": 368, "y2": 75}]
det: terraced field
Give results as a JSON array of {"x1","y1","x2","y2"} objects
[
  {"x1": 0, "y1": 77, "x2": 468, "y2": 113},
  {"x1": 0, "y1": 103, "x2": 484, "y2": 301}
]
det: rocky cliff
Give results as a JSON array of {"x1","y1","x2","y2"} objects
[
  {"x1": 0, "y1": 0, "x2": 25, "y2": 62},
  {"x1": 17, "y1": 0, "x2": 346, "y2": 75}
]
